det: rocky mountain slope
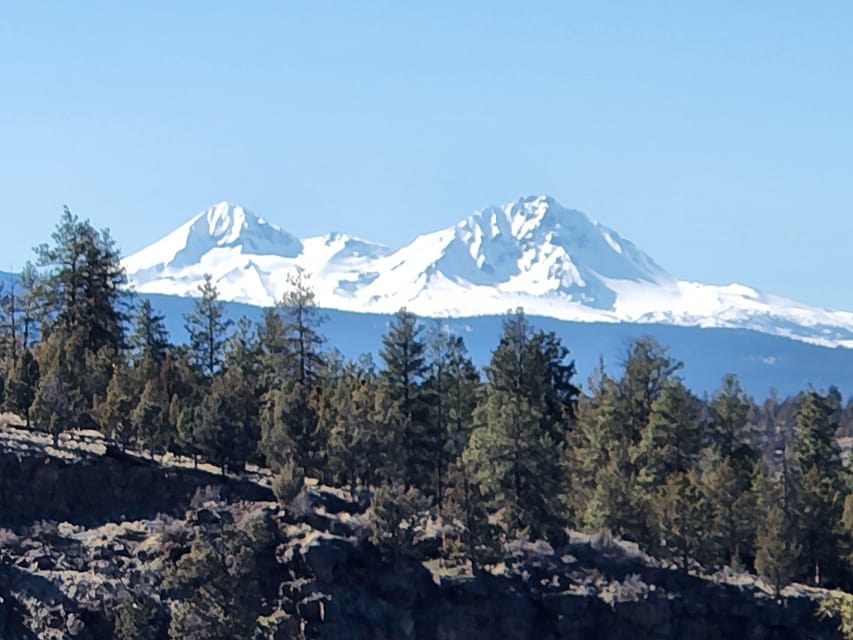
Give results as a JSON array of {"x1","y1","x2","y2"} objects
[
  {"x1": 124, "y1": 196, "x2": 853, "y2": 348},
  {"x1": 0, "y1": 422, "x2": 843, "y2": 639}
]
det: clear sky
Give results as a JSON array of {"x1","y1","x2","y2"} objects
[{"x1": 1, "y1": 2, "x2": 851, "y2": 308}]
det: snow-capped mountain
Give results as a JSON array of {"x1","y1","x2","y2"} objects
[{"x1": 124, "y1": 196, "x2": 853, "y2": 349}]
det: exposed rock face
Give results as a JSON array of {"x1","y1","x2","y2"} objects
[
  {"x1": 0, "y1": 426, "x2": 844, "y2": 639},
  {"x1": 0, "y1": 433, "x2": 272, "y2": 527},
  {"x1": 287, "y1": 529, "x2": 838, "y2": 640}
]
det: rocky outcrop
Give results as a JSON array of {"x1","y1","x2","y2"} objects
[
  {"x1": 0, "y1": 429, "x2": 272, "y2": 527},
  {"x1": 0, "y1": 425, "x2": 844, "y2": 639},
  {"x1": 283, "y1": 526, "x2": 839, "y2": 640}
]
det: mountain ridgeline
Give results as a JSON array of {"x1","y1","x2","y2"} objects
[
  {"x1": 3, "y1": 207, "x2": 853, "y2": 638},
  {"x1": 125, "y1": 196, "x2": 853, "y2": 348}
]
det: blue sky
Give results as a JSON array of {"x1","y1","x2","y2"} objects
[{"x1": 1, "y1": 2, "x2": 851, "y2": 308}]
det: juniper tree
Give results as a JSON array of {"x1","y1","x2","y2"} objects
[
  {"x1": 4, "y1": 348, "x2": 39, "y2": 426},
  {"x1": 132, "y1": 378, "x2": 170, "y2": 458},
  {"x1": 95, "y1": 359, "x2": 137, "y2": 448}
]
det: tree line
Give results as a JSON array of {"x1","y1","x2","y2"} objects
[{"x1": 1, "y1": 208, "x2": 853, "y2": 596}]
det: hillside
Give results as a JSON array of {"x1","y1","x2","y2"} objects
[{"x1": 0, "y1": 424, "x2": 842, "y2": 640}]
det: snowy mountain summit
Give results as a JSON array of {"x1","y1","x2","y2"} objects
[{"x1": 124, "y1": 196, "x2": 853, "y2": 348}]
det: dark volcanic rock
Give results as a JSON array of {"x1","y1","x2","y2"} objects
[
  {"x1": 0, "y1": 447, "x2": 272, "y2": 527},
  {"x1": 0, "y1": 427, "x2": 844, "y2": 640}
]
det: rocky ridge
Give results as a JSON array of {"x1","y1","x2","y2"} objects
[{"x1": 0, "y1": 423, "x2": 843, "y2": 639}]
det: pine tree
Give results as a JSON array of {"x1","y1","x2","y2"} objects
[
  {"x1": 698, "y1": 449, "x2": 757, "y2": 569},
  {"x1": 789, "y1": 391, "x2": 848, "y2": 585},
  {"x1": 756, "y1": 501, "x2": 801, "y2": 597},
  {"x1": 163, "y1": 347, "x2": 204, "y2": 465},
  {"x1": 323, "y1": 361, "x2": 383, "y2": 492},
  {"x1": 184, "y1": 275, "x2": 231, "y2": 379},
  {"x1": 16, "y1": 262, "x2": 41, "y2": 350},
  {"x1": 129, "y1": 299, "x2": 170, "y2": 378},
  {"x1": 465, "y1": 310, "x2": 576, "y2": 542},
  {"x1": 444, "y1": 457, "x2": 499, "y2": 572},
  {"x1": 379, "y1": 308, "x2": 430, "y2": 491},
  {"x1": 617, "y1": 337, "x2": 682, "y2": 446},
  {"x1": 633, "y1": 379, "x2": 705, "y2": 488},
  {"x1": 694, "y1": 376, "x2": 759, "y2": 569},
  {"x1": 31, "y1": 366, "x2": 86, "y2": 445},
  {"x1": 35, "y1": 206, "x2": 128, "y2": 359},
  {"x1": 195, "y1": 370, "x2": 258, "y2": 474},
  {"x1": 651, "y1": 470, "x2": 710, "y2": 571},
  {"x1": 424, "y1": 324, "x2": 480, "y2": 511},
  {"x1": 709, "y1": 374, "x2": 754, "y2": 461},
  {"x1": 1, "y1": 273, "x2": 20, "y2": 367},
  {"x1": 566, "y1": 365, "x2": 621, "y2": 524},
  {"x1": 258, "y1": 270, "x2": 326, "y2": 478},
  {"x1": 165, "y1": 519, "x2": 275, "y2": 640},
  {"x1": 752, "y1": 463, "x2": 801, "y2": 596},
  {"x1": 32, "y1": 208, "x2": 129, "y2": 428}
]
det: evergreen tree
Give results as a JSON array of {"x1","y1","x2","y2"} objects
[
  {"x1": 424, "y1": 324, "x2": 480, "y2": 510},
  {"x1": 465, "y1": 309, "x2": 576, "y2": 542},
  {"x1": 184, "y1": 275, "x2": 231, "y2": 379},
  {"x1": 634, "y1": 380, "x2": 705, "y2": 488},
  {"x1": 444, "y1": 457, "x2": 500, "y2": 572},
  {"x1": 789, "y1": 391, "x2": 848, "y2": 585},
  {"x1": 370, "y1": 481, "x2": 431, "y2": 558},
  {"x1": 755, "y1": 492, "x2": 801, "y2": 597},
  {"x1": 566, "y1": 366, "x2": 621, "y2": 525},
  {"x1": 163, "y1": 346, "x2": 204, "y2": 465},
  {"x1": 1, "y1": 274, "x2": 20, "y2": 366},
  {"x1": 132, "y1": 378, "x2": 170, "y2": 458},
  {"x1": 195, "y1": 370, "x2": 258, "y2": 474},
  {"x1": 95, "y1": 359, "x2": 137, "y2": 448},
  {"x1": 709, "y1": 374, "x2": 754, "y2": 462},
  {"x1": 699, "y1": 449, "x2": 757, "y2": 569},
  {"x1": 129, "y1": 299, "x2": 170, "y2": 379},
  {"x1": 651, "y1": 470, "x2": 710, "y2": 571},
  {"x1": 258, "y1": 269, "x2": 326, "y2": 478},
  {"x1": 32, "y1": 208, "x2": 128, "y2": 428},
  {"x1": 617, "y1": 337, "x2": 682, "y2": 446},
  {"x1": 35, "y1": 206, "x2": 128, "y2": 359},
  {"x1": 16, "y1": 261, "x2": 41, "y2": 350},
  {"x1": 322, "y1": 361, "x2": 384, "y2": 492},
  {"x1": 113, "y1": 589, "x2": 161, "y2": 640},
  {"x1": 31, "y1": 365, "x2": 86, "y2": 445},
  {"x1": 4, "y1": 348, "x2": 39, "y2": 426},
  {"x1": 165, "y1": 519, "x2": 275, "y2": 640},
  {"x1": 379, "y1": 308, "x2": 430, "y2": 490}
]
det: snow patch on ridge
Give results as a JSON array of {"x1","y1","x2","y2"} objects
[{"x1": 123, "y1": 195, "x2": 853, "y2": 349}]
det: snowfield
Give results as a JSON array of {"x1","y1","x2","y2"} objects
[{"x1": 123, "y1": 196, "x2": 853, "y2": 349}]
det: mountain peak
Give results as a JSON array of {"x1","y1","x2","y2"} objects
[
  {"x1": 123, "y1": 196, "x2": 853, "y2": 350},
  {"x1": 202, "y1": 201, "x2": 257, "y2": 244}
]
